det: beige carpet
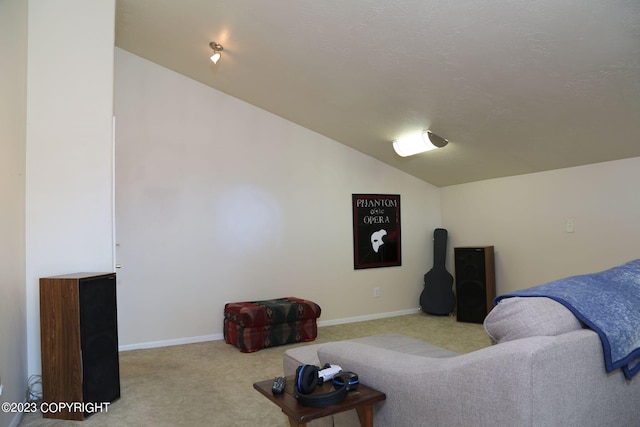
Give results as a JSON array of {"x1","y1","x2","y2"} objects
[{"x1": 19, "y1": 313, "x2": 490, "y2": 427}]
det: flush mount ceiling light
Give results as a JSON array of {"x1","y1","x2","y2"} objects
[
  {"x1": 392, "y1": 131, "x2": 449, "y2": 157},
  {"x1": 209, "y1": 42, "x2": 223, "y2": 64}
]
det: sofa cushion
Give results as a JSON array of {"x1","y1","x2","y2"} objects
[
  {"x1": 349, "y1": 333, "x2": 459, "y2": 358},
  {"x1": 283, "y1": 333, "x2": 458, "y2": 376},
  {"x1": 484, "y1": 297, "x2": 583, "y2": 344}
]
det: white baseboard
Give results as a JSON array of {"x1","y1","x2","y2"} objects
[
  {"x1": 9, "y1": 412, "x2": 23, "y2": 427},
  {"x1": 119, "y1": 308, "x2": 420, "y2": 352},
  {"x1": 119, "y1": 333, "x2": 224, "y2": 352},
  {"x1": 317, "y1": 308, "x2": 420, "y2": 327},
  {"x1": 8, "y1": 398, "x2": 27, "y2": 427}
]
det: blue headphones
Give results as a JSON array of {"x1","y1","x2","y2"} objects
[{"x1": 294, "y1": 364, "x2": 359, "y2": 408}]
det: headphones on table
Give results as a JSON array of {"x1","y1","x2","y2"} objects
[{"x1": 294, "y1": 364, "x2": 359, "y2": 408}]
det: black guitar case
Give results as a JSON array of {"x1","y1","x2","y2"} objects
[{"x1": 420, "y1": 228, "x2": 455, "y2": 315}]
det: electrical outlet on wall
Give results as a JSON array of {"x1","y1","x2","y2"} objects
[
  {"x1": 373, "y1": 287, "x2": 381, "y2": 298},
  {"x1": 566, "y1": 219, "x2": 575, "y2": 233}
]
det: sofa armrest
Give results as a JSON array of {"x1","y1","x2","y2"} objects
[{"x1": 316, "y1": 337, "x2": 554, "y2": 427}]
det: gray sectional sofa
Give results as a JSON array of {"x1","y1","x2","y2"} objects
[{"x1": 283, "y1": 297, "x2": 640, "y2": 426}]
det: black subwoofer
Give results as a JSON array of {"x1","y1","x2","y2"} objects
[{"x1": 454, "y1": 247, "x2": 495, "y2": 324}]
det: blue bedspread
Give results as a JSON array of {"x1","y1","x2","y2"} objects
[{"x1": 495, "y1": 259, "x2": 640, "y2": 380}]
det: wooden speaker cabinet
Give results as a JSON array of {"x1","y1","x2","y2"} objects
[
  {"x1": 454, "y1": 247, "x2": 496, "y2": 324},
  {"x1": 39, "y1": 272, "x2": 120, "y2": 420}
]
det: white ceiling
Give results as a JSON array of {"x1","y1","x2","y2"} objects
[{"x1": 115, "y1": 0, "x2": 640, "y2": 187}]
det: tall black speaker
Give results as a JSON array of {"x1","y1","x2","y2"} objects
[
  {"x1": 79, "y1": 275, "x2": 121, "y2": 406},
  {"x1": 454, "y1": 247, "x2": 495, "y2": 324},
  {"x1": 40, "y1": 273, "x2": 120, "y2": 420}
]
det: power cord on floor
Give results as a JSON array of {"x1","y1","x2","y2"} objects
[{"x1": 26, "y1": 374, "x2": 42, "y2": 402}]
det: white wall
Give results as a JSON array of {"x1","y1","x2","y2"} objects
[
  {"x1": 114, "y1": 49, "x2": 441, "y2": 348},
  {"x1": 25, "y1": 0, "x2": 116, "y2": 374},
  {"x1": 0, "y1": 0, "x2": 27, "y2": 426},
  {"x1": 441, "y1": 157, "x2": 640, "y2": 295}
]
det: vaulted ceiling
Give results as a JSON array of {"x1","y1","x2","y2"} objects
[{"x1": 115, "y1": 0, "x2": 640, "y2": 187}]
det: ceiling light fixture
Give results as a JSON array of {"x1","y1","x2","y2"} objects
[
  {"x1": 209, "y1": 42, "x2": 223, "y2": 64},
  {"x1": 392, "y1": 131, "x2": 449, "y2": 157}
]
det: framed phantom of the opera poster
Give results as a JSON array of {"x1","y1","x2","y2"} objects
[{"x1": 352, "y1": 194, "x2": 401, "y2": 269}]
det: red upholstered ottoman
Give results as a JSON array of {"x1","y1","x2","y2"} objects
[{"x1": 224, "y1": 297, "x2": 321, "y2": 352}]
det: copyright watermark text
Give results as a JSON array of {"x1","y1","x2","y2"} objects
[{"x1": 2, "y1": 401, "x2": 111, "y2": 414}]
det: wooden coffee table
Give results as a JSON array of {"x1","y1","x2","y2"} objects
[{"x1": 253, "y1": 375, "x2": 386, "y2": 427}]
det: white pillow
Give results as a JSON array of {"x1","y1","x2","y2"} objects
[{"x1": 484, "y1": 297, "x2": 583, "y2": 344}]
